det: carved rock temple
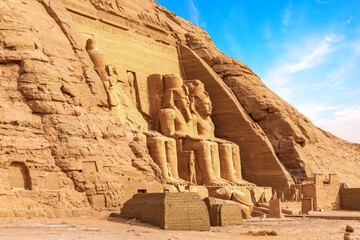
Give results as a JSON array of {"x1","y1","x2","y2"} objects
[{"x1": 0, "y1": 0, "x2": 359, "y2": 221}]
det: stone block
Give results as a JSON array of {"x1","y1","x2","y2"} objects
[
  {"x1": 219, "y1": 204, "x2": 243, "y2": 226},
  {"x1": 302, "y1": 197, "x2": 313, "y2": 214},
  {"x1": 269, "y1": 199, "x2": 283, "y2": 218},
  {"x1": 121, "y1": 193, "x2": 210, "y2": 231}
]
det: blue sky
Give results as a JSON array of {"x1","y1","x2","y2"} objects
[{"x1": 156, "y1": 0, "x2": 360, "y2": 143}]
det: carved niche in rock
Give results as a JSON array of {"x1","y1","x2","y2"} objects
[{"x1": 8, "y1": 162, "x2": 32, "y2": 190}]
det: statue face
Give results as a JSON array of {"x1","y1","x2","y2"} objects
[
  {"x1": 174, "y1": 88, "x2": 190, "y2": 111},
  {"x1": 196, "y1": 91, "x2": 212, "y2": 116}
]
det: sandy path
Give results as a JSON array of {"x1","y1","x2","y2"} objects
[{"x1": 0, "y1": 217, "x2": 358, "y2": 240}]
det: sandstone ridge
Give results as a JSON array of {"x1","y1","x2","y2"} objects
[{"x1": 0, "y1": 0, "x2": 359, "y2": 218}]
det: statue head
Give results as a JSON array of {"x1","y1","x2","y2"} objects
[
  {"x1": 85, "y1": 38, "x2": 96, "y2": 51},
  {"x1": 185, "y1": 80, "x2": 212, "y2": 117},
  {"x1": 85, "y1": 38, "x2": 106, "y2": 69},
  {"x1": 162, "y1": 74, "x2": 191, "y2": 121}
]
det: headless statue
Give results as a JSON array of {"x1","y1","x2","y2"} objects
[{"x1": 214, "y1": 187, "x2": 254, "y2": 219}]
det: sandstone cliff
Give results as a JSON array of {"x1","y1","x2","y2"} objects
[
  {"x1": 120, "y1": 0, "x2": 360, "y2": 186},
  {"x1": 0, "y1": 0, "x2": 163, "y2": 217},
  {"x1": 0, "y1": 0, "x2": 359, "y2": 218}
]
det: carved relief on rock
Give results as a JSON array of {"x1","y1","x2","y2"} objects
[
  {"x1": 85, "y1": 38, "x2": 148, "y2": 130},
  {"x1": 86, "y1": 38, "x2": 118, "y2": 107},
  {"x1": 89, "y1": 0, "x2": 124, "y2": 14}
]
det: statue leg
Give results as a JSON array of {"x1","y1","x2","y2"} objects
[
  {"x1": 183, "y1": 139, "x2": 229, "y2": 186},
  {"x1": 219, "y1": 143, "x2": 252, "y2": 186},
  {"x1": 147, "y1": 137, "x2": 170, "y2": 182},
  {"x1": 231, "y1": 143, "x2": 253, "y2": 185},
  {"x1": 165, "y1": 138, "x2": 179, "y2": 178},
  {"x1": 210, "y1": 143, "x2": 221, "y2": 178},
  {"x1": 165, "y1": 138, "x2": 188, "y2": 185},
  {"x1": 232, "y1": 144, "x2": 242, "y2": 179},
  {"x1": 219, "y1": 143, "x2": 236, "y2": 182}
]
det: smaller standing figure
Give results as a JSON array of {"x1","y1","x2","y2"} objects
[
  {"x1": 187, "y1": 151, "x2": 197, "y2": 185},
  {"x1": 85, "y1": 38, "x2": 119, "y2": 108},
  {"x1": 344, "y1": 225, "x2": 354, "y2": 240}
]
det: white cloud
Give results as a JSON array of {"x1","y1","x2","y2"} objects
[
  {"x1": 261, "y1": 34, "x2": 360, "y2": 143},
  {"x1": 356, "y1": 43, "x2": 360, "y2": 55},
  {"x1": 296, "y1": 102, "x2": 342, "y2": 122},
  {"x1": 295, "y1": 103, "x2": 360, "y2": 143},
  {"x1": 282, "y1": 9, "x2": 291, "y2": 26},
  {"x1": 262, "y1": 34, "x2": 343, "y2": 98},
  {"x1": 223, "y1": 32, "x2": 243, "y2": 60},
  {"x1": 343, "y1": 16, "x2": 354, "y2": 25},
  {"x1": 187, "y1": 0, "x2": 199, "y2": 25},
  {"x1": 320, "y1": 106, "x2": 360, "y2": 143},
  {"x1": 285, "y1": 35, "x2": 342, "y2": 73}
]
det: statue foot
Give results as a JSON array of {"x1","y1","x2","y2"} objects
[
  {"x1": 233, "y1": 179, "x2": 255, "y2": 186},
  {"x1": 175, "y1": 177, "x2": 190, "y2": 186},
  {"x1": 166, "y1": 177, "x2": 189, "y2": 186},
  {"x1": 205, "y1": 180, "x2": 232, "y2": 187}
]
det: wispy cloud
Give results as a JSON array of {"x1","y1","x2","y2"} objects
[
  {"x1": 261, "y1": 32, "x2": 360, "y2": 142},
  {"x1": 263, "y1": 34, "x2": 343, "y2": 93},
  {"x1": 296, "y1": 102, "x2": 343, "y2": 124},
  {"x1": 282, "y1": 9, "x2": 291, "y2": 26},
  {"x1": 187, "y1": 0, "x2": 199, "y2": 25},
  {"x1": 297, "y1": 103, "x2": 360, "y2": 143},
  {"x1": 356, "y1": 43, "x2": 360, "y2": 55},
  {"x1": 223, "y1": 31, "x2": 244, "y2": 60},
  {"x1": 321, "y1": 106, "x2": 360, "y2": 143},
  {"x1": 285, "y1": 35, "x2": 343, "y2": 73},
  {"x1": 343, "y1": 16, "x2": 354, "y2": 25}
]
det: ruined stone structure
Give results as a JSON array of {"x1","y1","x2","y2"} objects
[
  {"x1": 121, "y1": 192, "x2": 210, "y2": 230},
  {"x1": 340, "y1": 188, "x2": 360, "y2": 211},
  {"x1": 0, "y1": 0, "x2": 359, "y2": 219},
  {"x1": 301, "y1": 174, "x2": 340, "y2": 211},
  {"x1": 209, "y1": 204, "x2": 243, "y2": 227},
  {"x1": 205, "y1": 197, "x2": 243, "y2": 226}
]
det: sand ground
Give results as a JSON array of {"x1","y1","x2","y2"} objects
[{"x1": 0, "y1": 217, "x2": 359, "y2": 240}]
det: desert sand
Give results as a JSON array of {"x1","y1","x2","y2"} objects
[{"x1": 0, "y1": 217, "x2": 358, "y2": 240}]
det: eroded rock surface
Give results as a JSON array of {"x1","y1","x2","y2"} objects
[{"x1": 0, "y1": 0, "x2": 359, "y2": 218}]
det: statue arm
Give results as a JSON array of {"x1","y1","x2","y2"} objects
[{"x1": 158, "y1": 109, "x2": 176, "y2": 137}]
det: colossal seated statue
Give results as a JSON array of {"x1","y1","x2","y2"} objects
[
  {"x1": 156, "y1": 74, "x2": 235, "y2": 186},
  {"x1": 185, "y1": 80, "x2": 251, "y2": 186}
]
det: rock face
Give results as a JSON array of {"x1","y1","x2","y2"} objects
[{"x1": 0, "y1": 0, "x2": 359, "y2": 217}]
